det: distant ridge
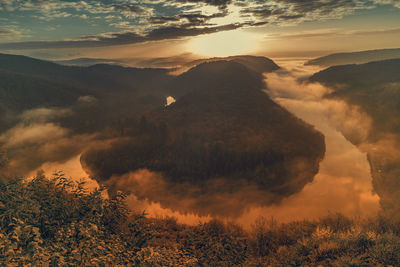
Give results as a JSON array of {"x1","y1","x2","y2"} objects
[
  {"x1": 309, "y1": 58, "x2": 400, "y2": 88},
  {"x1": 186, "y1": 55, "x2": 280, "y2": 74},
  {"x1": 54, "y1": 57, "x2": 122, "y2": 67},
  {"x1": 305, "y1": 48, "x2": 400, "y2": 66}
]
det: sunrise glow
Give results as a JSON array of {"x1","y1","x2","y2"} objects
[{"x1": 188, "y1": 29, "x2": 260, "y2": 57}]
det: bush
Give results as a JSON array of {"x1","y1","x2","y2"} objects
[
  {"x1": 181, "y1": 220, "x2": 248, "y2": 266},
  {"x1": 0, "y1": 173, "x2": 151, "y2": 266},
  {"x1": 2, "y1": 173, "x2": 400, "y2": 266}
]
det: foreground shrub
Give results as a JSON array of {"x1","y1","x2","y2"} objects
[
  {"x1": 0, "y1": 173, "x2": 151, "y2": 266},
  {"x1": 133, "y1": 247, "x2": 198, "y2": 266},
  {"x1": 2, "y1": 173, "x2": 400, "y2": 266},
  {"x1": 181, "y1": 220, "x2": 248, "y2": 266}
]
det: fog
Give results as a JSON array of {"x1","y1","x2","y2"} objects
[
  {"x1": 3, "y1": 58, "x2": 382, "y2": 227},
  {"x1": 248, "y1": 59, "x2": 380, "y2": 222},
  {"x1": 89, "y1": 59, "x2": 379, "y2": 225},
  {"x1": 138, "y1": 59, "x2": 380, "y2": 225}
]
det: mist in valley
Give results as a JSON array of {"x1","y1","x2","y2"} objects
[{"x1": 0, "y1": 56, "x2": 386, "y2": 227}]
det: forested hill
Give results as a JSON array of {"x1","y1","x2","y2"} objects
[
  {"x1": 0, "y1": 53, "x2": 171, "y2": 97},
  {"x1": 0, "y1": 53, "x2": 325, "y2": 217},
  {"x1": 0, "y1": 53, "x2": 172, "y2": 134},
  {"x1": 186, "y1": 55, "x2": 280, "y2": 74},
  {"x1": 305, "y1": 48, "x2": 400, "y2": 66},
  {"x1": 81, "y1": 60, "x2": 325, "y2": 216},
  {"x1": 309, "y1": 58, "x2": 400, "y2": 89},
  {"x1": 310, "y1": 58, "x2": 400, "y2": 216}
]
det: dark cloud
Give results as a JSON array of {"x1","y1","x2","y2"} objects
[
  {"x1": 239, "y1": 0, "x2": 366, "y2": 25},
  {"x1": 149, "y1": 11, "x2": 227, "y2": 27},
  {"x1": 112, "y1": 4, "x2": 150, "y2": 16},
  {"x1": 0, "y1": 23, "x2": 243, "y2": 50},
  {"x1": 0, "y1": 0, "x2": 398, "y2": 51},
  {"x1": 146, "y1": 22, "x2": 241, "y2": 40},
  {"x1": 278, "y1": 14, "x2": 304, "y2": 20},
  {"x1": 244, "y1": 8, "x2": 272, "y2": 19},
  {"x1": 240, "y1": 7, "x2": 285, "y2": 19},
  {"x1": 176, "y1": 0, "x2": 232, "y2": 9},
  {"x1": 278, "y1": 0, "x2": 358, "y2": 13}
]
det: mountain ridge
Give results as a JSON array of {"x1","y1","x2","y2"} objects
[{"x1": 305, "y1": 48, "x2": 400, "y2": 66}]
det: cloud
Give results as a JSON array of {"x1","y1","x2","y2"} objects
[
  {"x1": 252, "y1": 61, "x2": 380, "y2": 222},
  {"x1": 98, "y1": 169, "x2": 294, "y2": 217},
  {"x1": 19, "y1": 107, "x2": 73, "y2": 123},
  {"x1": 125, "y1": 53, "x2": 197, "y2": 68},
  {"x1": 0, "y1": 122, "x2": 95, "y2": 176},
  {"x1": 176, "y1": 0, "x2": 232, "y2": 9},
  {"x1": 83, "y1": 60, "x2": 381, "y2": 223},
  {"x1": 1, "y1": 0, "x2": 398, "y2": 49},
  {"x1": 113, "y1": 3, "x2": 153, "y2": 18},
  {"x1": 0, "y1": 23, "x2": 243, "y2": 49},
  {"x1": 239, "y1": 0, "x2": 370, "y2": 25},
  {"x1": 0, "y1": 28, "x2": 22, "y2": 40},
  {"x1": 149, "y1": 10, "x2": 227, "y2": 27},
  {"x1": 0, "y1": 106, "x2": 96, "y2": 176},
  {"x1": 374, "y1": 0, "x2": 400, "y2": 8},
  {"x1": 265, "y1": 27, "x2": 400, "y2": 40}
]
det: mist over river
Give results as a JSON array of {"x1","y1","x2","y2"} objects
[
  {"x1": 26, "y1": 59, "x2": 380, "y2": 227},
  {"x1": 240, "y1": 59, "x2": 380, "y2": 223}
]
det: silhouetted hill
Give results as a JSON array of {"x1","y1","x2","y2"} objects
[
  {"x1": 55, "y1": 57, "x2": 121, "y2": 67},
  {"x1": 81, "y1": 60, "x2": 325, "y2": 216},
  {"x1": 0, "y1": 53, "x2": 173, "y2": 134},
  {"x1": 310, "y1": 58, "x2": 400, "y2": 89},
  {"x1": 0, "y1": 53, "x2": 171, "y2": 94},
  {"x1": 0, "y1": 69, "x2": 83, "y2": 111},
  {"x1": 186, "y1": 55, "x2": 280, "y2": 74},
  {"x1": 306, "y1": 48, "x2": 400, "y2": 66},
  {"x1": 0, "y1": 52, "x2": 325, "y2": 217},
  {"x1": 170, "y1": 60, "x2": 265, "y2": 98},
  {"x1": 310, "y1": 58, "x2": 400, "y2": 215},
  {"x1": 0, "y1": 53, "x2": 281, "y2": 136},
  {"x1": 0, "y1": 69, "x2": 86, "y2": 131}
]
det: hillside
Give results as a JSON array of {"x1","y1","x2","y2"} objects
[
  {"x1": 81, "y1": 60, "x2": 325, "y2": 216},
  {"x1": 0, "y1": 53, "x2": 171, "y2": 94},
  {"x1": 0, "y1": 69, "x2": 86, "y2": 132},
  {"x1": 310, "y1": 59, "x2": 400, "y2": 215},
  {"x1": 0, "y1": 53, "x2": 326, "y2": 217},
  {"x1": 305, "y1": 48, "x2": 400, "y2": 66},
  {"x1": 309, "y1": 58, "x2": 400, "y2": 90},
  {"x1": 54, "y1": 57, "x2": 121, "y2": 67},
  {"x1": 0, "y1": 53, "x2": 173, "y2": 134},
  {"x1": 186, "y1": 55, "x2": 280, "y2": 74},
  {"x1": 0, "y1": 70, "x2": 83, "y2": 111}
]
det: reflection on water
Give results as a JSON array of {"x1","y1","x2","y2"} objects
[
  {"x1": 28, "y1": 59, "x2": 381, "y2": 226},
  {"x1": 236, "y1": 59, "x2": 379, "y2": 224}
]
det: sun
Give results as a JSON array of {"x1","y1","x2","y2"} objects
[{"x1": 188, "y1": 29, "x2": 259, "y2": 57}]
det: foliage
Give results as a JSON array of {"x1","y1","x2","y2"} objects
[
  {"x1": 2, "y1": 174, "x2": 400, "y2": 266},
  {"x1": 180, "y1": 220, "x2": 248, "y2": 266},
  {"x1": 0, "y1": 173, "x2": 151, "y2": 266}
]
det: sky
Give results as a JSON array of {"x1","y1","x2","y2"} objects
[{"x1": 0, "y1": 0, "x2": 399, "y2": 61}]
